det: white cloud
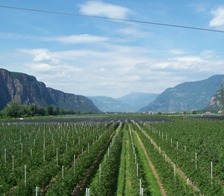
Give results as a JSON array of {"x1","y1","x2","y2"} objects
[
  {"x1": 116, "y1": 26, "x2": 154, "y2": 41},
  {"x1": 31, "y1": 63, "x2": 55, "y2": 72},
  {"x1": 150, "y1": 56, "x2": 208, "y2": 72},
  {"x1": 33, "y1": 53, "x2": 60, "y2": 64},
  {"x1": 169, "y1": 49, "x2": 185, "y2": 55},
  {"x1": 16, "y1": 45, "x2": 224, "y2": 97},
  {"x1": 0, "y1": 32, "x2": 109, "y2": 45},
  {"x1": 44, "y1": 34, "x2": 109, "y2": 44},
  {"x1": 200, "y1": 50, "x2": 219, "y2": 59},
  {"x1": 78, "y1": 1, "x2": 132, "y2": 19},
  {"x1": 171, "y1": 56, "x2": 205, "y2": 64},
  {"x1": 18, "y1": 48, "x2": 49, "y2": 56},
  {"x1": 209, "y1": 7, "x2": 224, "y2": 28},
  {"x1": 19, "y1": 49, "x2": 60, "y2": 64},
  {"x1": 118, "y1": 27, "x2": 147, "y2": 37}
]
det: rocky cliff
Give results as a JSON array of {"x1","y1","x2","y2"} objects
[
  {"x1": 0, "y1": 68, "x2": 100, "y2": 113},
  {"x1": 207, "y1": 87, "x2": 224, "y2": 111}
]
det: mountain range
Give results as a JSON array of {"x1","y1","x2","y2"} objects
[
  {"x1": 1, "y1": 68, "x2": 224, "y2": 113},
  {"x1": 0, "y1": 68, "x2": 100, "y2": 113},
  {"x1": 139, "y1": 75, "x2": 224, "y2": 112},
  {"x1": 88, "y1": 92, "x2": 158, "y2": 112}
]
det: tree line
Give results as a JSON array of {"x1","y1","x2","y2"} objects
[{"x1": 0, "y1": 100, "x2": 80, "y2": 118}]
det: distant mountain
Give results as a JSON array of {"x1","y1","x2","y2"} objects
[
  {"x1": 117, "y1": 92, "x2": 158, "y2": 112},
  {"x1": 89, "y1": 92, "x2": 158, "y2": 113},
  {"x1": 0, "y1": 68, "x2": 100, "y2": 113},
  {"x1": 139, "y1": 75, "x2": 224, "y2": 112},
  {"x1": 88, "y1": 96, "x2": 132, "y2": 112}
]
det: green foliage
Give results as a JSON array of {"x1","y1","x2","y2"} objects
[
  {"x1": 132, "y1": 128, "x2": 162, "y2": 195},
  {"x1": 0, "y1": 101, "x2": 80, "y2": 118},
  {"x1": 4, "y1": 100, "x2": 20, "y2": 118},
  {"x1": 134, "y1": 123, "x2": 195, "y2": 195},
  {"x1": 142, "y1": 119, "x2": 224, "y2": 195},
  {"x1": 116, "y1": 124, "x2": 140, "y2": 195},
  {"x1": 0, "y1": 122, "x2": 116, "y2": 195},
  {"x1": 2, "y1": 117, "x2": 224, "y2": 195},
  {"x1": 89, "y1": 124, "x2": 123, "y2": 195}
]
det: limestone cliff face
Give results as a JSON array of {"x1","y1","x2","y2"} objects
[
  {"x1": 209, "y1": 95, "x2": 219, "y2": 107},
  {"x1": 208, "y1": 92, "x2": 223, "y2": 111},
  {"x1": 0, "y1": 68, "x2": 100, "y2": 113},
  {"x1": 0, "y1": 68, "x2": 54, "y2": 108}
]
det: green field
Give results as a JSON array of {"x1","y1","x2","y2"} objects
[{"x1": 1, "y1": 115, "x2": 224, "y2": 195}]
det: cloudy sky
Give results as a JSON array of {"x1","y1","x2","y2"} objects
[{"x1": 0, "y1": 0, "x2": 224, "y2": 97}]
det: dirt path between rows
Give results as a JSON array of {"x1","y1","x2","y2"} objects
[
  {"x1": 135, "y1": 123, "x2": 203, "y2": 195},
  {"x1": 71, "y1": 133, "x2": 114, "y2": 196},
  {"x1": 41, "y1": 134, "x2": 105, "y2": 195},
  {"x1": 134, "y1": 130, "x2": 167, "y2": 196},
  {"x1": 72, "y1": 123, "x2": 122, "y2": 195}
]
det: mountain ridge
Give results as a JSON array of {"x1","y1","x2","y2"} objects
[
  {"x1": 117, "y1": 92, "x2": 158, "y2": 111},
  {"x1": 0, "y1": 68, "x2": 100, "y2": 113},
  {"x1": 88, "y1": 96, "x2": 132, "y2": 112},
  {"x1": 88, "y1": 92, "x2": 158, "y2": 112},
  {"x1": 2, "y1": 68, "x2": 224, "y2": 114},
  {"x1": 139, "y1": 75, "x2": 224, "y2": 112}
]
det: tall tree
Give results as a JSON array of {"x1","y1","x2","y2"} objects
[{"x1": 4, "y1": 99, "x2": 20, "y2": 117}]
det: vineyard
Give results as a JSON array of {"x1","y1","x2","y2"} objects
[{"x1": 1, "y1": 116, "x2": 224, "y2": 195}]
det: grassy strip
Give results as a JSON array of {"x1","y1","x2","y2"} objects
[
  {"x1": 116, "y1": 124, "x2": 127, "y2": 195},
  {"x1": 117, "y1": 123, "x2": 140, "y2": 195},
  {"x1": 132, "y1": 124, "x2": 162, "y2": 196},
  {"x1": 117, "y1": 125, "x2": 127, "y2": 195},
  {"x1": 124, "y1": 125, "x2": 139, "y2": 195}
]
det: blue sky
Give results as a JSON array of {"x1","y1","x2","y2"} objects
[{"x1": 0, "y1": 0, "x2": 224, "y2": 97}]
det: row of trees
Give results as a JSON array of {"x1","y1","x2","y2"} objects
[{"x1": 0, "y1": 100, "x2": 80, "y2": 118}]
